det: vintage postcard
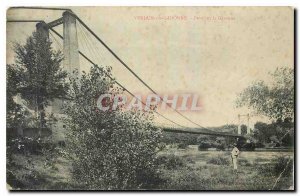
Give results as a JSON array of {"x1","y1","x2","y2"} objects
[{"x1": 6, "y1": 7, "x2": 294, "y2": 190}]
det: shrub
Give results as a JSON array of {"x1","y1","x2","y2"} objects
[
  {"x1": 7, "y1": 136, "x2": 56, "y2": 155},
  {"x1": 198, "y1": 143, "x2": 211, "y2": 150},
  {"x1": 64, "y1": 68, "x2": 162, "y2": 190},
  {"x1": 215, "y1": 143, "x2": 226, "y2": 151},
  {"x1": 255, "y1": 142, "x2": 265, "y2": 148},
  {"x1": 197, "y1": 135, "x2": 213, "y2": 150},
  {"x1": 215, "y1": 137, "x2": 226, "y2": 150},
  {"x1": 242, "y1": 142, "x2": 256, "y2": 151}
]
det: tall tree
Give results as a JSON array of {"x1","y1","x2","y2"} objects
[
  {"x1": 7, "y1": 30, "x2": 68, "y2": 128},
  {"x1": 236, "y1": 67, "x2": 294, "y2": 122}
]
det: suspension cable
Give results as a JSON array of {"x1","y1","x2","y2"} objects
[
  {"x1": 50, "y1": 28, "x2": 185, "y2": 128},
  {"x1": 74, "y1": 14, "x2": 217, "y2": 131}
]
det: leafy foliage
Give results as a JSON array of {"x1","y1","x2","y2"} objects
[
  {"x1": 162, "y1": 124, "x2": 237, "y2": 149},
  {"x1": 7, "y1": 30, "x2": 68, "y2": 128},
  {"x1": 253, "y1": 120, "x2": 294, "y2": 147},
  {"x1": 63, "y1": 67, "x2": 162, "y2": 190},
  {"x1": 7, "y1": 65, "x2": 29, "y2": 127},
  {"x1": 237, "y1": 67, "x2": 294, "y2": 121}
]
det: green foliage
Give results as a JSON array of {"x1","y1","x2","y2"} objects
[
  {"x1": 161, "y1": 132, "x2": 197, "y2": 146},
  {"x1": 197, "y1": 135, "x2": 212, "y2": 149},
  {"x1": 237, "y1": 67, "x2": 294, "y2": 122},
  {"x1": 6, "y1": 66, "x2": 29, "y2": 127},
  {"x1": 63, "y1": 67, "x2": 162, "y2": 190},
  {"x1": 158, "y1": 152, "x2": 293, "y2": 190},
  {"x1": 7, "y1": 30, "x2": 68, "y2": 128},
  {"x1": 6, "y1": 135, "x2": 63, "y2": 190},
  {"x1": 253, "y1": 121, "x2": 294, "y2": 147},
  {"x1": 7, "y1": 136, "x2": 57, "y2": 155},
  {"x1": 214, "y1": 137, "x2": 227, "y2": 150},
  {"x1": 161, "y1": 125, "x2": 237, "y2": 149},
  {"x1": 197, "y1": 135, "x2": 228, "y2": 150}
]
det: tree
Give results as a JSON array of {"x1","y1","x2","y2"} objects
[
  {"x1": 7, "y1": 30, "x2": 68, "y2": 128},
  {"x1": 253, "y1": 121, "x2": 293, "y2": 147},
  {"x1": 63, "y1": 66, "x2": 162, "y2": 190},
  {"x1": 236, "y1": 67, "x2": 294, "y2": 122},
  {"x1": 253, "y1": 122, "x2": 270, "y2": 143},
  {"x1": 214, "y1": 137, "x2": 226, "y2": 150},
  {"x1": 7, "y1": 65, "x2": 26, "y2": 127},
  {"x1": 197, "y1": 135, "x2": 214, "y2": 149}
]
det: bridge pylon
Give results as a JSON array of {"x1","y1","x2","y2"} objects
[
  {"x1": 237, "y1": 113, "x2": 251, "y2": 135},
  {"x1": 62, "y1": 10, "x2": 80, "y2": 73}
]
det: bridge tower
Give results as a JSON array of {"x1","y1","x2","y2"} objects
[
  {"x1": 35, "y1": 11, "x2": 80, "y2": 141},
  {"x1": 36, "y1": 21, "x2": 49, "y2": 40},
  {"x1": 62, "y1": 10, "x2": 80, "y2": 72},
  {"x1": 36, "y1": 10, "x2": 80, "y2": 73},
  {"x1": 238, "y1": 114, "x2": 241, "y2": 135},
  {"x1": 237, "y1": 113, "x2": 251, "y2": 135}
]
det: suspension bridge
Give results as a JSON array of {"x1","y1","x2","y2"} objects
[{"x1": 7, "y1": 7, "x2": 244, "y2": 139}]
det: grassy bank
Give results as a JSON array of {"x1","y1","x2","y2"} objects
[
  {"x1": 157, "y1": 149, "x2": 294, "y2": 190},
  {"x1": 7, "y1": 148, "x2": 294, "y2": 190}
]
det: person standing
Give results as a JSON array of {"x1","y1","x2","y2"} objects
[{"x1": 231, "y1": 144, "x2": 240, "y2": 170}]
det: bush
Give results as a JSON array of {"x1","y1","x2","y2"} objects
[
  {"x1": 64, "y1": 68, "x2": 162, "y2": 190},
  {"x1": 197, "y1": 135, "x2": 213, "y2": 150},
  {"x1": 215, "y1": 137, "x2": 226, "y2": 151},
  {"x1": 207, "y1": 156, "x2": 230, "y2": 166},
  {"x1": 242, "y1": 142, "x2": 256, "y2": 151},
  {"x1": 215, "y1": 143, "x2": 226, "y2": 151},
  {"x1": 7, "y1": 136, "x2": 56, "y2": 155},
  {"x1": 67, "y1": 114, "x2": 162, "y2": 190},
  {"x1": 198, "y1": 143, "x2": 211, "y2": 150},
  {"x1": 255, "y1": 142, "x2": 265, "y2": 148}
]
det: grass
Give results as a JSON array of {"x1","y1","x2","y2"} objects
[
  {"x1": 7, "y1": 148, "x2": 294, "y2": 190},
  {"x1": 157, "y1": 149, "x2": 294, "y2": 190},
  {"x1": 7, "y1": 153, "x2": 73, "y2": 190}
]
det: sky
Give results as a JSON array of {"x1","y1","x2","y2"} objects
[{"x1": 6, "y1": 7, "x2": 294, "y2": 128}]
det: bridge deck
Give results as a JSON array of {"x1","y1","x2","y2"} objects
[{"x1": 161, "y1": 127, "x2": 244, "y2": 138}]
